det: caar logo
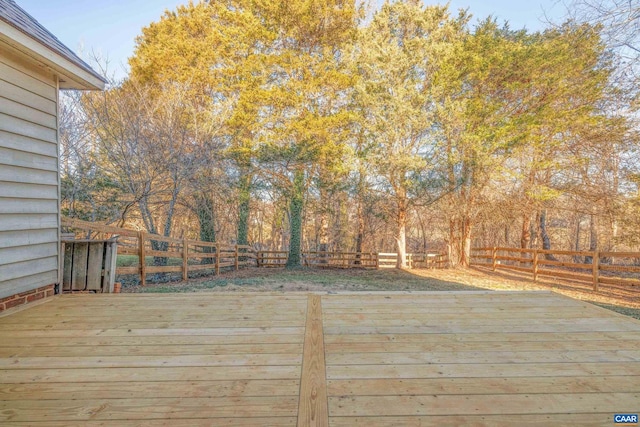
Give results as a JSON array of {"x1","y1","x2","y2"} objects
[{"x1": 614, "y1": 414, "x2": 638, "y2": 424}]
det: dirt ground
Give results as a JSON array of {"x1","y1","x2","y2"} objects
[{"x1": 125, "y1": 266, "x2": 640, "y2": 320}]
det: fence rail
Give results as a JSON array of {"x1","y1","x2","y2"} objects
[
  {"x1": 377, "y1": 252, "x2": 449, "y2": 269},
  {"x1": 256, "y1": 250, "x2": 449, "y2": 269},
  {"x1": 61, "y1": 217, "x2": 255, "y2": 286},
  {"x1": 61, "y1": 218, "x2": 449, "y2": 287},
  {"x1": 470, "y1": 246, "x2": 640, "y2": 291},
  {"x1": 305, "y1": 251, "x2": 379, "y2": 269}
]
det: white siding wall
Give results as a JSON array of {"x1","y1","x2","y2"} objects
[{"x1": 0, "y1": 46, "x2": 59, "y2": 299}]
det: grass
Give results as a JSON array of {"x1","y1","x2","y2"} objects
[
  {"x1": 129, "y1": 267, "x2": 484, "y2": 294},
  {"x1": 123, "y1": 266, "x2": 640, "y2": 320},
  {"x1": 117, "y1": 255, "x2": 182, "y2": 267},
  {"x1": 117, "y1": 255, "x2": 139, "y2": 267},
  {"x1": 591, "y1": 302, "x2": 640, "y2": 320}
]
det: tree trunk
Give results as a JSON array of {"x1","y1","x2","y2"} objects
[
  {"x1": 286, "y1": 168, "x2": 304, "y2": 268},
  {"x1": 504, "y1": 224, "x2": 510, "y2": 247},
  {"x1": 333, "y1": 194, "x2": 347, "y2": 252},
  {"x1": 196, "y1": 193, "x2": 216, "y2": 243},
  {"x1": 152, "y1": 183, "x2": 180, "y2": 268},
  {"x1": 257, "y1": 209, "x2": 264, "y2": 245},
  {"x1": 606, "y1": 152, "x2": 619, "y2": 255},
  {"x1": 270, "y1": 209, "x2": 282, "y2": 250},
  {"x1": 520, "y1": 213, "x2": 531, "y2": 249},
  {"x1": 531, "y1": 211, "x2": 540, "y2": 249},
  {"x1": 460, "y1": 215, "x2": 471, "y2": 267},
  {"x1": 395, "y1": 194, "x2": 408, "y2": 269},
  {"x1": 448, "y1": 217, "x2": 460, "y2": 267},
  {"x1": 318, "y1": 188, "x2": 329, "y2": 253},
  {"x1": 236, "y1": 171, "x2": 251, "y2": 246},
  {"x1": 418, "y1": 214, "x2": 428, "y2": 252},
  {"x1": 137, "y1": 197, "x2": 165, "y2": 278},
  {"x1": 573, "y1": 215, "x2": 582, "y2": 263},
  {"x1": 163, "y1": 183, "x2": 179, "y2": 238},
  {"x1": 195, "y1": 193, "x2": 216, "y2": 264},
  {"x1": 539, "y1": 209, "x2": 557, "y2": 261},
  {"x1": 607, "y1": 214, "x2": 618, "y2": 264},
  {"x1": 354, "y1": 200, "x2": 364, "y2": 265},
  {"x1": 585, "y1": 214, "x2": 598, "y2": 264},
  {"x1": 396, "y1": 210, "x2": 407, "y2": 269},
  {"x1": 138, "y1": 196, "x2": 157, "y2": 236},
  {"x1": 539, "y1": 209, "x2": 551, "y2": 250},
  {"x1": 589, "y1": 214, "x2": 598, "y2": 251}
]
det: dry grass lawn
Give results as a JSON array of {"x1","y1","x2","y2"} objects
[{"x1": 125, "y1": 266, "x2": 640, "y2": 319}]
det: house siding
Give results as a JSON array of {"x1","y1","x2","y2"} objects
[{"x1": 0, "y1": 45, "x2": 59, "y2": 299}]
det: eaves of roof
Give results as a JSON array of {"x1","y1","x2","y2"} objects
[{"x1": 0, "y1": 0, "x2": 107, "y2": 90}]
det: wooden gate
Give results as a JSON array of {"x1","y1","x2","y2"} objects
[{"x1": 61, "y1": 239, "x2": 118, "y2": 293}]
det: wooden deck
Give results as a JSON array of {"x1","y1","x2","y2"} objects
[{"x1": 1, "y1": 291, "x2": 639, "y2": 426}]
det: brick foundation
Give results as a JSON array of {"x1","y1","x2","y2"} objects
[{"x1": 0, "y1": 285, "x2": 55, "y2": 312}]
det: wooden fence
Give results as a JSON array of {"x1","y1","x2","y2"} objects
[
  {"x1": 378, "y1": 252, "x2": 404, "y2": 268},
  {"x1": 304, "y1": 251, "x2": 379, "y2": 268},
  {"x1": 61, "y1": 217, "x2": 448, "y2": 286},
  {"x1": 471, "y1": 246, "x2": 640, "y2": 291},
  {"x1": 257, "y1": 251, "x2": 379, "y2": 268},
  {"x1": 61, "y1": 217, "x2": 256, "y2": 286},
  {"x1": 377, "y1": 252, "x2": 449, "y2": 269},
  {"x1": 256, "y1": 251, "x2": 289, "y2": 268},
  {"x1": 257, "y1": 250, "x2": 448, "y2": 269}
]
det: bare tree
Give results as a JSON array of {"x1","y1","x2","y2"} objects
[
  {"x1": 82, "y1": 80, "x2": 209, "y2": 244},
  {"x1": 59, "y1": 91, "x2": 125, "y2": 223},
  {"x1": 561, "y1": 0, "x2": 640, "y2": 99}
]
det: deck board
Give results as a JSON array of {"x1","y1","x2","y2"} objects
[
  {"x1": 297, "y1": 295, "x2": 329, "y2": 427},
  {"x1": 0, "y1": 291, "x2": 639, "y2": 425}
]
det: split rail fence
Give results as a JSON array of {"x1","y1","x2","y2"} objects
[
  {"x1": 377, "y1": 252, "x2": 449, "y2": 269},
  {"x1": 257, "y1": 250, "x2": 448, "y2": 269},
  {"x1": 61, "y1": 217, "x2": 449, "y2": 287},
  {"x1": 471, "y1": 246, "x2": 640, "y2": 291},
  {"x1": 61, "y1": 217, "x2": 256, "y2": 286}
]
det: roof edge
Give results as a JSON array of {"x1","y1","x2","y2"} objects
[{"x1": 0, "y1": 20, "x2": 105, "y2": 90}]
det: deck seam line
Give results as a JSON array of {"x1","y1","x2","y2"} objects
[{"x1": 297, "y1": 294, "x2": 329, "y2": 427}]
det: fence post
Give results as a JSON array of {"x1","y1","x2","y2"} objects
[
  {"x1": 375, "y1": 252, "x2": 379, "y2": 269},
  {"x1": 235, "y1": 245, "x2": 239, "y2": 271},
  {"x1": 182, "y1": 239, "x2": 189, "y2": 281},
  {"x1": 492, "y1": 247, "x2": 497, "y2": 271},
  {"x1": 138, "y1": 231, "x2": 146, "y2": 287},
  {"x1": 533, "y1": 250, "x2": 538, "y2": 282},
  {"x1": 592, "y1": 251, "x2": 599, "y2": 292},
  {"x1": 215, "y1": 244, "x2": 220, "y2": 275}
]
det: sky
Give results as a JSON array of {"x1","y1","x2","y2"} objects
[{"x1": 15, "y1": 0, "x2": 566, "y2": 80}]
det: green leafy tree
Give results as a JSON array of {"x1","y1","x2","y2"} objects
[
  {"x1": 130, "y1": 1, "x2": 272, "y2": 245},
  {"x1": 253, "y1": 0, "x2": 362, "y2": 267},
  {"x1": 352, "y1": 1, "x2": 465, "y2": 268},
  {"x1": 433, "y1": 22, "x2": 545, "y2": 266},
  {"x1": 513, "y1": 24, "x2": 620, "y2": 252}
]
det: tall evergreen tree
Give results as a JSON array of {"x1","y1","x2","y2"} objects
[{"x1": 351, "y1": 1, "x2": 465, "y2": 268}]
